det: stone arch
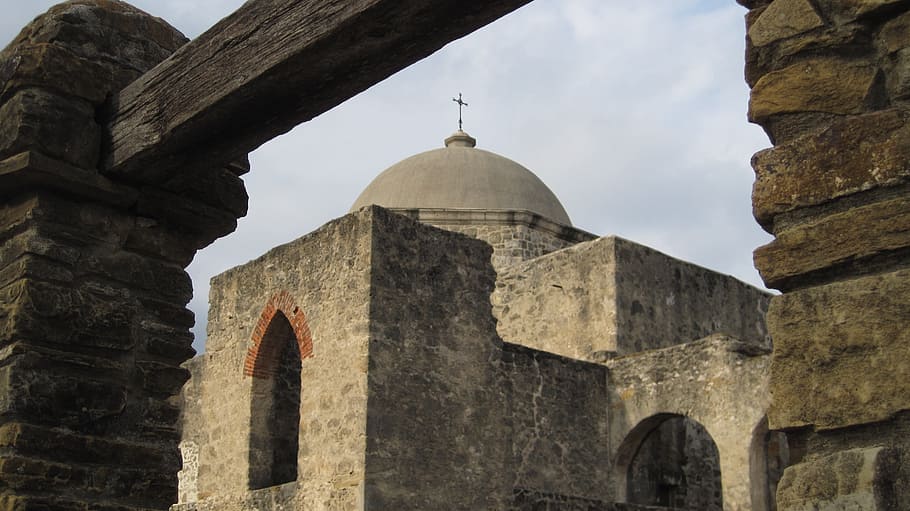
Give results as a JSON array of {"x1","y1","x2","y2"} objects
[
  {"x1": 615, "y1": 413, "x2": 723, "y2": 510},
  {"x1": 606, "y1": 337, "x2": 770, "y2": 509},
  {"x1": 245, "y1": 291, "x2": 312, "y2": 490},
  {"x1": 244, "y1": 290, "x2": 313, "y2": 377}
]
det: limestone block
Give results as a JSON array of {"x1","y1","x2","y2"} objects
[
  {"x1": 161, "y1": 166, "x2": 249, "y2": 219},
  {"x1": 0, "y1": 89, "x2": 99, "y2": 170},
  {"x1": 1, "y1": 0, "x2": 188, "y2": 95},
  {"x1": 365, "y1": 208, "x2": 510, "y2": 510},
  {"x1": 748, "y1": 0, "x2": 823, "y2": 47},
  {"x1": 816, "y1": 0, "x2": 908, "y2": 23},
  {"x1": 494, "y1": 236, "x2": 769, "y2": 359},
  {"x1": 0, "y1": 152, "x2": 138, "y2": 208},
  {"x1": 0, "y1": 422, "x2": 171, "y2": 469},
  {"x1": 754, "y1": 194, "x2": 910, "y2": 289},
  {"x1": 4, "y1": 279, "x2": 136, "y2": 351},
  {"x1": 0, "y1": 227, "x2": 80, "y2": 273},
  {"x1": 123, "y1": 221, "x2": 199, "y2": 267},
  {"x1": 745, "y1": 14, "x2": 864, "y2": 90},
  {"x1": 879, "y1": 10, "x2": 910, "y2": 53},
  {"x1": 136, "y1": 186, "x2": 239, "y2": 246},
  {"x1": 196, "y1": 208, "x2": 373, "y2": 501},
  {"x1": 749, "y1": 58, "x2": 879, "y2": 123},
  {"x1": 0, "y1": 254, "x2": 73, "y2": 291},
  {"x1": 776, "y1": 447, "x2": 900, "y2": 510},
  {"x1": 767, "y1": 269, "x2": 910, "y2": 430},
  {"x1": 141, "y1": 320, "x2": 195, "y2": 361},
  {"x1": 0, "y1": 352, "x2": 128, "y2": 430},
  {"x1": 0, "y1": 43, "x2": 112, "y2": 104},
  {"x1": 886, "y1": 47, "x2": 910, "y2": 99},
  {"x1": 752, "y1": 109, "x2": 910, "y2": 228}
]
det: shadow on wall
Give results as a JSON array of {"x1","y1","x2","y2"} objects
[{"x1": 749, "y1": 416, "x2": 789, "y2": 511}]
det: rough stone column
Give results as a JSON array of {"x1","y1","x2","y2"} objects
[
  {"x1": 0, "y1": 2, "x2": 247, "y2": 509},
  {"x1": 741, "y1": 0, "x2": 910, "y2": 508}
]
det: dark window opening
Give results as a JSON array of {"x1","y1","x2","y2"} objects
[
  {"x1": 249, "y1": 312, "x2": 301, "y2": 489},
  {"x1": 627, "y1": 416, "x2": 722, "y2": 510}
]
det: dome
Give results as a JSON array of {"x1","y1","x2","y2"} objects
[{"x1": 349, "y1": 131, "x2": 572, "y2": 225}]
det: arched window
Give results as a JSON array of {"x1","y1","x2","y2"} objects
[
  {"x1": 247, "y1": 311, "x2": 302, "y2": 489},
  {"x1": 618, "y1": 414, "x2": 723, "y2": 510}
]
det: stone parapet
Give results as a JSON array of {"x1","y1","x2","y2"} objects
[
  {"x1": 389, "y1": 207, "x2": 596, "y2": 270},
  {"x1": 493, "y1": 235, "x2": 770, "y2": 361}
]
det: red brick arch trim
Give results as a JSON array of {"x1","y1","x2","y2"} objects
[{"x1": 243, "y1": 290, "x2": 313, "y2": 378}]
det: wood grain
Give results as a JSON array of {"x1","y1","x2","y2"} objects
[{"x1": 102, "y1": 0, "x2": 533, "y2": 183}]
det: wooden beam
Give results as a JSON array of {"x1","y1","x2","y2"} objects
[{"x1": 102, "y1": 0, "x2": 533, "y2": 182}]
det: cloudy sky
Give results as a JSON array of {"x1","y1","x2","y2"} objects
[{"x1": 5, "y1": 1, "x2": 773, "y2": 353}]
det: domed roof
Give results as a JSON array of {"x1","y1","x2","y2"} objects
[{"x1": 350, "y1": 131, "x2": 572, "y2": 225}]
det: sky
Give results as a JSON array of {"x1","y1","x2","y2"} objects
[{"x1": 4, "y1": 1, "x2": 774, "y2": 353}]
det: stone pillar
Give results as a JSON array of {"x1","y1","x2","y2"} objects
[
  {"x1": 742, "y1": 0, "x2": 910, "y2": 508},
  {"x1": 0, "y1": 2, "x2": 247, "y2": 509}
]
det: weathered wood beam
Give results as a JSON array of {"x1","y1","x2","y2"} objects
[{"x1": 102, "y1": 0, "x2": 533, "y2": 182}]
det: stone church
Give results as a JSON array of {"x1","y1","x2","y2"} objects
[
  {"x1": 173, "y1": 129, "x2": 780, "y2": 511},
  {"x1": 1, "y1": 1, "x2": 907, "y2": 510}
]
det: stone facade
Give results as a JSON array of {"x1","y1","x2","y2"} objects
[{"x1": 174, "y1": 208, "x2": 773, "y2": 510}]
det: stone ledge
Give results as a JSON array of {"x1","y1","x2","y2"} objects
[
  {"x1": 606, "y1": 333, "x2": 771, "y2": 370},
  {"x1": 754, "y1": 193, "x2": 910, "y2": 290},
  {"x1": 0, "y1": 151, "x2": 137, "y2": 207},
  {"x1": 749, "y1": 58, "x2": 880, "y2": 124},
  {"x1": 751, "y1": 109, "x2": 910, "y2": 230},
  {"x1": 389, "y1": 207, "x2": 597, "y2": 243},
  {"x1": 748, "y1": 0, "x2": 823, "y2": 48}
]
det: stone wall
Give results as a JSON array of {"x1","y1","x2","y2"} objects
[
  {"x1": 445, "y1": 222, "x2": 592, "y2": 269},
  {"x1": 178, "y1": 208, "x2": 616, "y2": 510},
  {"x1": 0, "y1": 3, "x2": 248, "y2": 509},
  {"x1": 500, "y1": 344, "x2": 610, "y2": 502},
  {"x1": 176, "y1": 358, "x2": 206, "y2": 504},
  {"x1": 493, "y1": 236, "x2": 771, "y2": 361},
  {"x1": 187, "y1": 209, "x2": 373, "y2": 509},
  {"x1": 363, "y1": 207, "x2": 510, "y2": 509},
  {"x1": 742, "y1": 0, "x2": 910, "y2": 507},
  {"x1": 362, "y1": 208, "x2": 615, "y2": 509}
]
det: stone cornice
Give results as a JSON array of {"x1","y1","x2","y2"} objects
[{"x1": 389, "y1": 207, "x2": 598, "y2": 243}]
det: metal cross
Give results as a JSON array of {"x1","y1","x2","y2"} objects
[{"x1": 452, "y1": 93, "x2": 468, "y2": 131}]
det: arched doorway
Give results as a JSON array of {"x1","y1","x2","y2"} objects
[{"x1": 617, "y1": 414, "x2": 723, "y2": 510}]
